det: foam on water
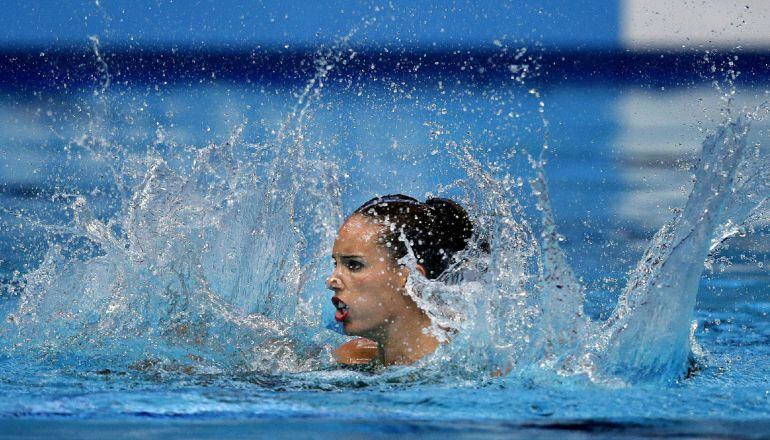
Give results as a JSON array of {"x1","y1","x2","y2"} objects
[{"x1": 0, "y1": 35, "x2": 768, "y2": 391}]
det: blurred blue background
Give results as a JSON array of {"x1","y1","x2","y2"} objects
[{"x1": 1, "y1": 1, "x2": 620, "y2": 49}]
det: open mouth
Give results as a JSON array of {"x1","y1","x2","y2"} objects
[{"x1": 331, "y1": 297, "x2": 349, "y2": 322}]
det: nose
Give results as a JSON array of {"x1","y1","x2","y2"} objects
[{"x1": 327, "y1": 271, "x2": 343, "y2": 292}]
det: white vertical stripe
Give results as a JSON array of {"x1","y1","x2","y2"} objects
[{"x1": 622, "y1": 0, "x2": 770, "y2": 50}]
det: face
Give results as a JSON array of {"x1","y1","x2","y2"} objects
[{"x1": 327, "y1": 214, "x2": 413, "y2": 340}]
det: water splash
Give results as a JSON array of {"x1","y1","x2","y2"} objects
[
  {"x1": 396, "y1": 108, "x2": 767, "y2": 385},
  {"x1": 0, "y1": 38, "x2": 360, "y2": 374},
  {"x1": 0, "y1": 38, "x2": 767, "y2": 387},
  {"x1": 589, "y1": 115, "x2": 763, "y2": 382}
]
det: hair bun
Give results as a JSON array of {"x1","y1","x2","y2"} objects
[{"x1": 425, "y1": 197, "x2": 473, "y2": 253}]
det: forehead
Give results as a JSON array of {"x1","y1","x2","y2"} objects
[{"x1": 332, "y1": 214, "x2": 386, "y2": 256}]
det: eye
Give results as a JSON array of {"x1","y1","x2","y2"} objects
[{"x1": 346, "y1": 260, "x2": 364, "y2": 272}]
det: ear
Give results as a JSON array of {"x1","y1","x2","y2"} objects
[{"x1": 396, "y1": 264, "x2": 428, "y2": 288}]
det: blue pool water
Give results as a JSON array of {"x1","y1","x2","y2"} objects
[{"x1": 0, "y1": 40, "x2": 769, "y2": 438}]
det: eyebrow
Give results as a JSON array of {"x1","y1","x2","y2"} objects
[{"x1": 332, "y1": 254, "x2": 365, "y2": 259}]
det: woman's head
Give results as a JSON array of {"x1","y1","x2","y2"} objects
[{"x1": 327, "y1": 195, "x2": 474, "y2": 341}]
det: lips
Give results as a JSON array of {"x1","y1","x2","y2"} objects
[{"x1": 331, "y1": 297, "x2": 349, "y2": 322}]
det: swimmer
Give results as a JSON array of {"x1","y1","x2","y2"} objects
[{"x1": 327, "y1": 194, "x2": 474, "y2": 366}]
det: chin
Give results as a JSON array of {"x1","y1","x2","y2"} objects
[
  {"x1": 343, "y1": 321, "x2": 381, "y2": 341},
  {"x1": 342, "y1": 321, "x2": 364, "y2": 337}
]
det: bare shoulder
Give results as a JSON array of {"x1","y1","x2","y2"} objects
[{"x1": 334, "y1": 338, "x2": 378, "y2": 365}]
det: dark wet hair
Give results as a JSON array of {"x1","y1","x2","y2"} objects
[{"x1": 352, "y1": 194, "x2": 474, "y2": 279}]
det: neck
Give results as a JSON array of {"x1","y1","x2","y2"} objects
[{"x1": 375, "y1": 309, "x2": 439, "y2": 366}]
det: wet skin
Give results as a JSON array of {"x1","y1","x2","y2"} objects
[{"x1": 327, "y1": 214, "x2": 438, "y2": 366}]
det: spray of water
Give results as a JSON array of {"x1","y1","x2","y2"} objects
[{"x1": 1, "y1": 31, "x2": 768, "y2": 386}]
